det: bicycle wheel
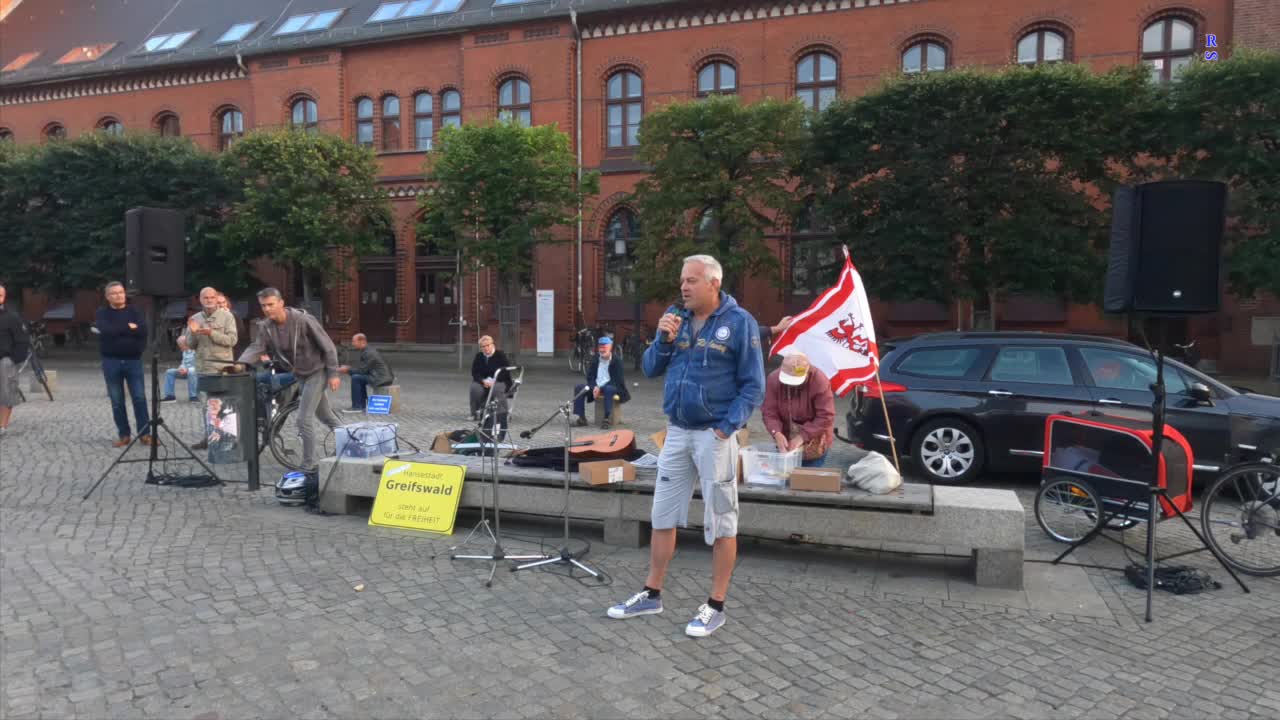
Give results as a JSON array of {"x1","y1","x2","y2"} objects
[
  {"x1": 1200, "y1": 462, "x2": 1280, "y2": 577},
  {"x1": 569, "y1": 343, "x2": 583, "y2": 373},
  {"x1": 1035, "y1": 477, "x2": 1104, "y2": 543},
  {"x1": 268, "y1": 401, "x2": 308, "y2": 471},
  {"x1": 27, "y1": 354, "x2": 53, "y2": 401}
]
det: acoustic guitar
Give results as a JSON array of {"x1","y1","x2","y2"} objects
[{"x1": 510, "y1": 429, "x2": 637, "y2": 470}]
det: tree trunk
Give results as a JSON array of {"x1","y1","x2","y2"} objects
[
  {"x1": 496, "y1": 270, "x2": 521, "y2": 359},
  {"x1": 988, "y1": 289, "x2": 999, "y2": 331},
  {"x1": 301, "y1": 267, "x2": 312, "y2": 307}
]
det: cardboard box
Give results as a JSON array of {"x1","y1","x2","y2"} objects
[
  {"x1": 789, "y1": 468, "x2": 843, "y2": 493},
  {"x1": 579, "y1": 459, "x2": 636, "y2": 486},
  {"x1": 431, "y1": 432, "x2": 453, "y2": 454}
]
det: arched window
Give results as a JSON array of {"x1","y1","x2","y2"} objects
[
  {"x1": 697, "y1": 61, "x2": 736, "y2": 97},
  {"x1": 498, "y1": 77, "x2": 531, "y2": 127},
  {"x1": 44, "y1": 124, "x2": 66, "y2": 142},
  {"x1": 155, "y1": 113, "x2": 181, "y2": 137},
  {"x1": 791, "y1": 198, "x2": 836, "y2": 298},
  {"x1": 355, "y1": 97, "x2": 374, "y2": 146},
  {"x1": 441, "y1": 90, "x2": 461, "y2": 128},
  {"x1": 381, "y1": 95, "x2": 401, "y2": 151},
  {"x1": 1017, "y1": 28, "x2": 1067, "y2": 65},
  {"x1": 413, "y1": 92, "x2": 433, "y2": 151},
  {"x1": 1142, "y1": 17, "x2": 1196, "y2": 82},
  {"x1": 604, "y1": 209, "x2": 639, "y2": 299},
  {"x1": 606, "y1": 70, "x2": 642, "y2": 149},
  {"x1": 98, "y1": 118, "x2": 124, "y2": 135},
  {"x1": 796, "y1": 51, "x2": 838, "y2": 111},
  {"x1": 291, "y1": 98, "x2": 318, "y2": 133},
  {"x1": 218, "y1": 108, "x2": 244, "y2": 150},
  {"x1": 0, "y1": 128, "x2": 13, "y2": 143},
  {"x1": 902, "y1": 38, "x2": 948, "y2": 74}
]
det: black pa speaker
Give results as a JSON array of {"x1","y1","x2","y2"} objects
[
  {"x1": 1103, "y1": 181, "x2": 1226, "y2": 314},
  {"x1": 125, "y1": 207, "x2": 186, "y2": 297}
]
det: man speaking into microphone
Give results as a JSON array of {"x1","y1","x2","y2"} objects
[{"x1": 605, "y1": 254, "x2": 764, "y2": 638}]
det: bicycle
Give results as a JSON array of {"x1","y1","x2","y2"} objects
[
  {"x1": 250, "y1": 362, "x2": 305, "y2": 471},
  {"x1": 26, "y1": 321, "x2": 50, "y2": 359},
  {"x1": 621, "y1": 323, "x2": 651, "y2": 371},
  {"x1": 1199, "y1": 448, "x2": 1280, "y2": 577},
  {"x1": 569, "y1": 325, "x2": 595, "y2": 373},
  {"x1": 16, "y1": 351, "x2": 53, "y2": 402}
]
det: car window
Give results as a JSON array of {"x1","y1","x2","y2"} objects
[
  {"x1": 989, "y1": 346, "x2": 1073, "y2": 385},
  {"x1": 895, "y1": 347, "x2": 982, "y2": 379},
  {"x1": 1079, "y1": 347, "x2": 1189, "y2": 395}
]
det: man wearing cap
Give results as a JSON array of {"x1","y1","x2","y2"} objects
[
  {"x1": 573, "y1": 335, "x2": 630, "y2": 429},
  {"x1": 762, "y1": 351, "x2": 836, "y2": 467}
]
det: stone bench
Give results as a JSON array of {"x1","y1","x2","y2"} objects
[{"x1": 317, "y1": 452, "x2": 1025, "y2": 589}]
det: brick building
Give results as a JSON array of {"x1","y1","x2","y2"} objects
[{"x1": 1, "y1": 0, "x2": 1277, "y2": 373}]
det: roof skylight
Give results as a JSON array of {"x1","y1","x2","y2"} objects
[
  {"x1": 493, "y1": 0, "x2": 547, "y2": 5},
  {"x1": 275, "y1": 9, "x2": 345, "y2": 35},
  {"x1": 142, "y1": 30, "x2": 196, "y2": 53},
  {"x1": 367, "y1": 0, "x2": 463, "y2": 23},
  {"x1": 1, "y1": 50, "x2": 39, "y2": 72},
  {"x1": 217, "y1": 21, "x2": 260, "y2": 44},
  {"x1": 55, "y1": 43, "x2": 117, "y2": 65}
]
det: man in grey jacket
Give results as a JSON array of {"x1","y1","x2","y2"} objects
[
  {"x1": 237, "y1": 287, "x2": 341, "y2": 471},
  {"x1": 185, "y1": 287, "x2": 239, "y2": 449}
]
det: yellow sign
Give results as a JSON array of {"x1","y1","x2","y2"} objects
[{"x1": 369, "y1": 461, "x2": 465, "y2": 535}]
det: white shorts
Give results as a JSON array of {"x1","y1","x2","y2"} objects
[{"x1": 651, "y1": 426, "x2": 740, "y2": 545}]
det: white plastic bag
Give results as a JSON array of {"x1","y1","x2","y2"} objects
[{"x1": 846, "y1": 451, "x2": 902, "y2": 494}]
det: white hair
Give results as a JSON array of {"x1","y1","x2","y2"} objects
[{"x1": 682, "y1": 254, "x2": 723, "y2": 283}]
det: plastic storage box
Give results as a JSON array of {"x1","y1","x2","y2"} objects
[{"x1": 740, "y1": 444, "x2": 802, "y2": 487}]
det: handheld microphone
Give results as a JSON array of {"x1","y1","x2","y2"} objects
[{"x1": 662, "y1": 301, "x2": 690, "y2": 342}]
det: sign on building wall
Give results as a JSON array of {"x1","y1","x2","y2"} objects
[{"x1": 536, "y1": 290, "x2": 554, "y2": 356}]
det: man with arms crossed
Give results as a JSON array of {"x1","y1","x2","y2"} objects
[
  {"x1": 237, "y1": 288, "x2": 341, "y2": 471},
  {"x1": 606, "y1": 254, "x2": 765, "y2": 637}
]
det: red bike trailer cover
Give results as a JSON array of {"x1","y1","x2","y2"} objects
[{"x1": 1042, "y1": 413, "x2": 1193, "y2": 517}]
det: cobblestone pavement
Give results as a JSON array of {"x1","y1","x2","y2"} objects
[{"x1": 2, "y1": 353, "x2": 1277, "y2": 720}]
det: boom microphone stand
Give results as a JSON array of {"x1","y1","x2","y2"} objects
[
  {"x1": 513, "y1": 386, "x2": 602, "y2": 580},
  {"x1": 450, "y1": 366, "x2": 546, "y2": 586}
]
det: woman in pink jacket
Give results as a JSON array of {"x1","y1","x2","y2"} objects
[{"x1": 761, "y1": 352, "x2": 836, "y2": 468}]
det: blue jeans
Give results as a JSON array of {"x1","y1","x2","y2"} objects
[
  {"x1": 801, "y1": 451, "x2": 829, "y2": 468},
  {"x1": 163, "y1": 368, "x2": 198, "y2": 400},
  {"x1": 351, "y1": 373, "x2": 370, "y2": 409},
  {"x1": 102, "y1": 358, "x2": 150, "y2": 439},
  {"x1": 574, "y1": 383, "x2": 621, "y2": 419}
]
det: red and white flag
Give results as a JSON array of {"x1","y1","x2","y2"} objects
[{"x1": 769, "y1": 246, "x2": 878, "y2": 397}]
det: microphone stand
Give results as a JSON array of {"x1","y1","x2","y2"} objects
[
  {"x1": 513, "y1": 386, "x2": 602, "y2": 580},
  {"x1": 450, "y1": 366, "x2": 546, "y2": 587}
]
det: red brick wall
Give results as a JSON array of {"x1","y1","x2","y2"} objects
[{"x1": 1233, "y1": 0, "x2": 1280, "y2": 52}]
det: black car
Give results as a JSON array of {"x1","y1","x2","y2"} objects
[{"x1": 848, "y1": 332, "x2": 1280, "y2": 484}]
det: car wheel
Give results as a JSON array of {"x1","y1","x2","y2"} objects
[{"x1": 912, "y1": 418, "x2": 984, "y2": 484}]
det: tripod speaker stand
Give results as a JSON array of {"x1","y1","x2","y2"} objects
[
  {"x1": 513, "y1": 386, "x2": 602, "y2": 580},
  {"x1": 83, "y1": 297, "x2": 222, "y2": 501},
  {"x1": 449, "y1": 367, "x2": 546, "y2": 586}
]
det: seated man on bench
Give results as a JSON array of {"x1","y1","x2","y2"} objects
[
  {"x1": 338, "y1": 333, "x2": 394, "y2": 413},
  {"x1": 574, "y1": 336, "x2": 629, "y2": 428}
]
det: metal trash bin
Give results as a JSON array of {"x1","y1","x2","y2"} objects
[{"x1": 197, "y1": 372, "x2": 257, "y2": 466}]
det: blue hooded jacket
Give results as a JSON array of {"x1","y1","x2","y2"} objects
[{"x1": 642, "y1": 292, "x2": 766, "y2": 436}]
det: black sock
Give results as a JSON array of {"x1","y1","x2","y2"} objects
[
  {"x1": 707, "y1": 598, "x2": 724, "y2": 612},
  {"x1": 643, "y1": 586, "x2": 661, "y2": 599}
]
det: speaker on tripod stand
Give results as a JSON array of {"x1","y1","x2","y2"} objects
[
  {"x1": 84, "y1": 208, "x2": 223, "y2": 499},
  {"x1": 1097, "y1": 180, "x2": 1251, "y2": 621}
]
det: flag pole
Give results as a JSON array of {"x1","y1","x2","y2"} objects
[{"x1": 871, "y1": 359, "x2": 901, "y2": 472}]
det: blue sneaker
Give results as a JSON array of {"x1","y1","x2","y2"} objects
[
  {"x1": 685, "y1": 603, "x2": 726, "y2": 637},
  {"x1": 607, "y1": 590, "x2": 663, "y2": 619}
]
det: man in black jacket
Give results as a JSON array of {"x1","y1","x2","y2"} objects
[
  {"x1": 338, "y1": 333, "x2": 394, "y2": 412},
  {"x1": 573, "y1": 336, "x2": 630, "y2": 428},
  {"x1": 469, "y1": 335, "x2": 513, "y2": 421},
  {"x1": 0, "y1": 284, "x2": 30, "y2": 437},
  {"x1": 96, "y1": 281, "x2": 152, "y2": 447}
]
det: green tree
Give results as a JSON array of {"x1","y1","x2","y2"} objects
[
  {"x1": 808, "y1": 64, "x2": 1161, "y2": 326},
  {"x1": 0, "y1": 132, "x2": 234, "y2": 296},
  {"x1": 220, "y1": 129, "x2": 389, "y2": 305},
  {"x1": 418, "y1": 122, "x2": 597, "y2": 353},
  {"x1": 631, "y1": 95, "x2": 809, "y2": 300},
  {"x1": 1166, "y1": 50, "x2": 1280, "y2": 297}
]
